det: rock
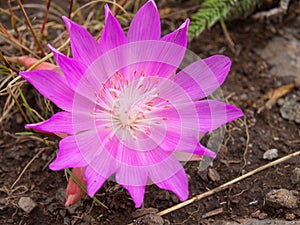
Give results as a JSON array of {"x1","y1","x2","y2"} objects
[
  {"x1": 0, "y1": 198, "x2": 8, "y2": 210},
  {"x1": 263, "y1": 148, "x2": 279, "y2": 160},
  {"x1": 132, "y1": 208, "x2": 164, "y2": 225},
  {"x1": 132, "y1": 208, "x2": 158, "y2": 219},
  {"x1": 291, "y1": 168, "x2": 300, "y2": 184},
  {"x1": 285, "y1": 213, "x2": 295, "y2": 221},
  {"x1": 256, "y1": 32, "x2": 300, "y2": 78},
  {"x1": 251, "y1": 210, "x2": 268, "y2": 220},
  {"x1": 133, "y1": 214, "x2": 164, "y2": 225},
  {"x1": 18, "y1": 197, "x2": 37, "y2": 213},
  {"x1": 265, "y1": 189, "x2": 299, "y2": 209},
  {"x1": 208, "y1": 168, "x2": 220, "y2": 182},
  {"x1": 280, "y1": 95, "x2": 300, "y2": 124}
]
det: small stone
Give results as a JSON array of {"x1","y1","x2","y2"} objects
[
  {"x1": 258, "y1": 213, "x2": 268, "y2": 220},
  {"x1": 285, "y1": 213, "x2": 295, "y2": 221},
  {"x1": 280, "y1": 95, "x2": 300, "y2": 124},
  {"x1": 277, "y1": 98, "x2": 285, "y2": 106},
  {"x1": 263, "y1": 148, "x2": 278, "y2": 160},
  {"x1": 83, "y1": 214, "x2": 93, "y2": 222},
  {"x1": 265, "y1": 189, "x2": 299, "y2": 209},
  {"x1": 63, "y1": 218, "x2": 70, "y2": 225},
  {"x1": 18, "y1": 197, "x2": 37, "y2": 213},
  {"x1": 132, "y1": 208, "x2": 164, "y2": 225},
  {"x1": 291, "y1": 168, "x2": 300, "y2": 184},
  {"x1": 0, "y1": 198, "x2": 8, "y2": 210},
  {"x1": 208, "y1": 168, "x2": 220, "y2": 182},
  {"x1": 132, "y1": 208, "x2": 158, "y2": 219},
  {"x1": 16, "y1": 114, "x2": 24, "y2": 124},
  {"x1": 251, "y1": 210, "x2": 267, "y2": 220},
  {"x1": 133, "y1": 214, "x2": 164, "y2": 225},
  {"x1": 170, "y1": 194, "x2": 179, "y2": 204}
]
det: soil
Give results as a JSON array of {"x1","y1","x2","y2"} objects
[{"x1": 0, "y1": 1, "x2": 300, "y2": 225}]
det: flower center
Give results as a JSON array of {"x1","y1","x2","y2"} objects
[{"x1": 93, "y1": 71, "x2": 170, "y2": 140}]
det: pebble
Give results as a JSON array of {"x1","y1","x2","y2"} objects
[
  {"x1": 265, "y1": 189, "x2": 299, "y2": 209},
  {"x1": 291, "y1": 168, "x2": 300, "y2": 184},
  {"x1": 263, "y1": 148, "x2": 278, "y2": 160},
  {"x1": 251, "y1": 210, "x2": 268, "y2": 220},
  {"x1": 208, "y1": 168, "x2": 220, "y2": 182},
  {"x1": 18, "y1": 197, "x2": 37, "y2": 213},
  {"x1": 280, "y1": 95, "x2": 300, "y2": 124},
  {"x1": 133, "y1": 214, "x2": 164, "y2": 225},
  {"x1": 0, "y1": 198, "x2": 8, "y2": 210},
  {"x1": 285, "y1": 213, "x2": 296, "y2": 221},
  {"x1": 132, "y1": 208, "x2": 164, "y2": 225}
]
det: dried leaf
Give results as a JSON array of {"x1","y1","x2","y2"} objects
[{"x1": 265, "y1": 84, "x2": 294, "y2": 109}]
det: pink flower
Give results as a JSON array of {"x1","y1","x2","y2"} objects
[{"x1": 20, "y1": 0, "x2": 243, "y2": 207}]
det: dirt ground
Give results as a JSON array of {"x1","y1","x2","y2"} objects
[{"x1": 0, "y1": 1, "x2": 299, "y2": 225}]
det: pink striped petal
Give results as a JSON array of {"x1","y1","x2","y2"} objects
[
  {"x1": 19, "y1": 70, "x2": 74, "y2": 111},
  {"x1": 196, "y1": 100, "x2": 243, "y2": 133},
  {"x1": 148, "y1": 155, "x2": 184, "y2": 184},
  {"x1": 62, "y1": 16, "x2": 100, "y2": 65},
  {"x1": 153, "y1": 164, "x2": 188, "y2": 201},
  {"x1": 127, "y1": 0, "x2": 160, "y2": 42},
  {"x1": 99, "y1": 5, "x2": 126, "y2": 53},
  {"x1": 25, "y1": 112, "x2": 73, "y2": 135},
  {"x1": 122, "y1": 185, "x2": 146, "y2": 208},
  {"x1": 116, "y1": 166, "x2": 148, "y2": 207},
  {"x1": 162, "y1": 19, "x2": 189, "y2": 47},
  {"x1": 48, "y1": 45, "x2": 87, "y2": 90},
  {"x1": 174, "y1": 55, "x2": 231, "y2": 99},
  {"x1": 85, "y1": 166, "x2": 109, "y2": 197},
  {"x1": 49, "y1": 136, "x2": 88, "y2": 170}
]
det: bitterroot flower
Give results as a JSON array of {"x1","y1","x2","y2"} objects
[{"x1": 20, "y1": 0, "x2": 243, "y2": 207}]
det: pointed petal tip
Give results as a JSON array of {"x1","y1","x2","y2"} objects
[
  {"x1": 181, "y1": 18, "x2": 190, "y2": 28},
  {"x1": 207, "y1": 54, "x2": 232, "y2": 68},
  {"x1": 104, "y1": 4, "x2": 110, "y2": 18},
  {"x1": 122, "y1": 185, "x2": 146, "y2": 208},
  {"x1": 48, "y1": 161, "x2": 62, "y2": 171},
  {"x1": 226, "y1": 104, "x2": 244, "y2": 121},
  {"x1": 47, "y1": 43, "x2": 56, "y2": 52},
  {"x1": 204, "y1": 149, "x2": 217, "y2": 159},
  {"x1": 148, "y1": 0, "x2": 157, "y2": 8},
  {"x1": 62, "y1": 16, "x2": 71, "y2": 27}
]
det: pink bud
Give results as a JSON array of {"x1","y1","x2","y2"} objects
[{"x1": 65, "y1": 167, "x2": 86, "y2": 206}]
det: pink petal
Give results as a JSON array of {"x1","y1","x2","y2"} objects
[
  {"x1": 162, "y1": 19, "x2": 189, "y2": 47},
  {"x1": 105, "y1": 136, "x2": 173, "y2": 167},
  {"x1": 99, "y1": 5, "x2": 126, "y2": 53},
  {"x1": 19, "y1": 70, "x2": 74, "y2": 111},
  {"x1": 196, "y1": 100, "x2": 243, "y2": 133},
  {"x1": 48, "y1": 45, "x2": 87, "y2": 90},
  {"x1": 116, "y1": 166, "x2": 148, "y2": 207},
  {"x1": 49, "y1": 136, "x2": 88, "y2": 170},
  {"x1": 118, "y1": 40, "x2": 185, "y2": 79},
  {"x1": 73, "y1": 41, "x2": 185, "y2": 103},
  {"x1": 122, "y1": 185, "x2": 146, "y2": 208},
  {"x1": 174, "y1": 55, "x2": 231, "y2": 99},
  {"x1": 25, "y1": 112, "x2": 74, "y2": 135},
  {"x1": 116, "y1": 166, "x2": 148, "y2": 186},
  {"x1": 62, "y1": 16, "x2": 101, "y2": 65},
  {"x1": 127, "y1": 0, "x2": 161, "y2": 42},
  {"x1": 148, "y1": 155, "x2": 184, "y2": 184},
  {"x1": 85, "y1": 166, "x2": 109, "y2": 196},
  {"x1": 153, "y1": 165, "x2": 188, "y2": 201}
]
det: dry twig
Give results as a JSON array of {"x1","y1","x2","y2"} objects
[{"x1": 128, "y1": 150, "x2": 300, "y2": 224}]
